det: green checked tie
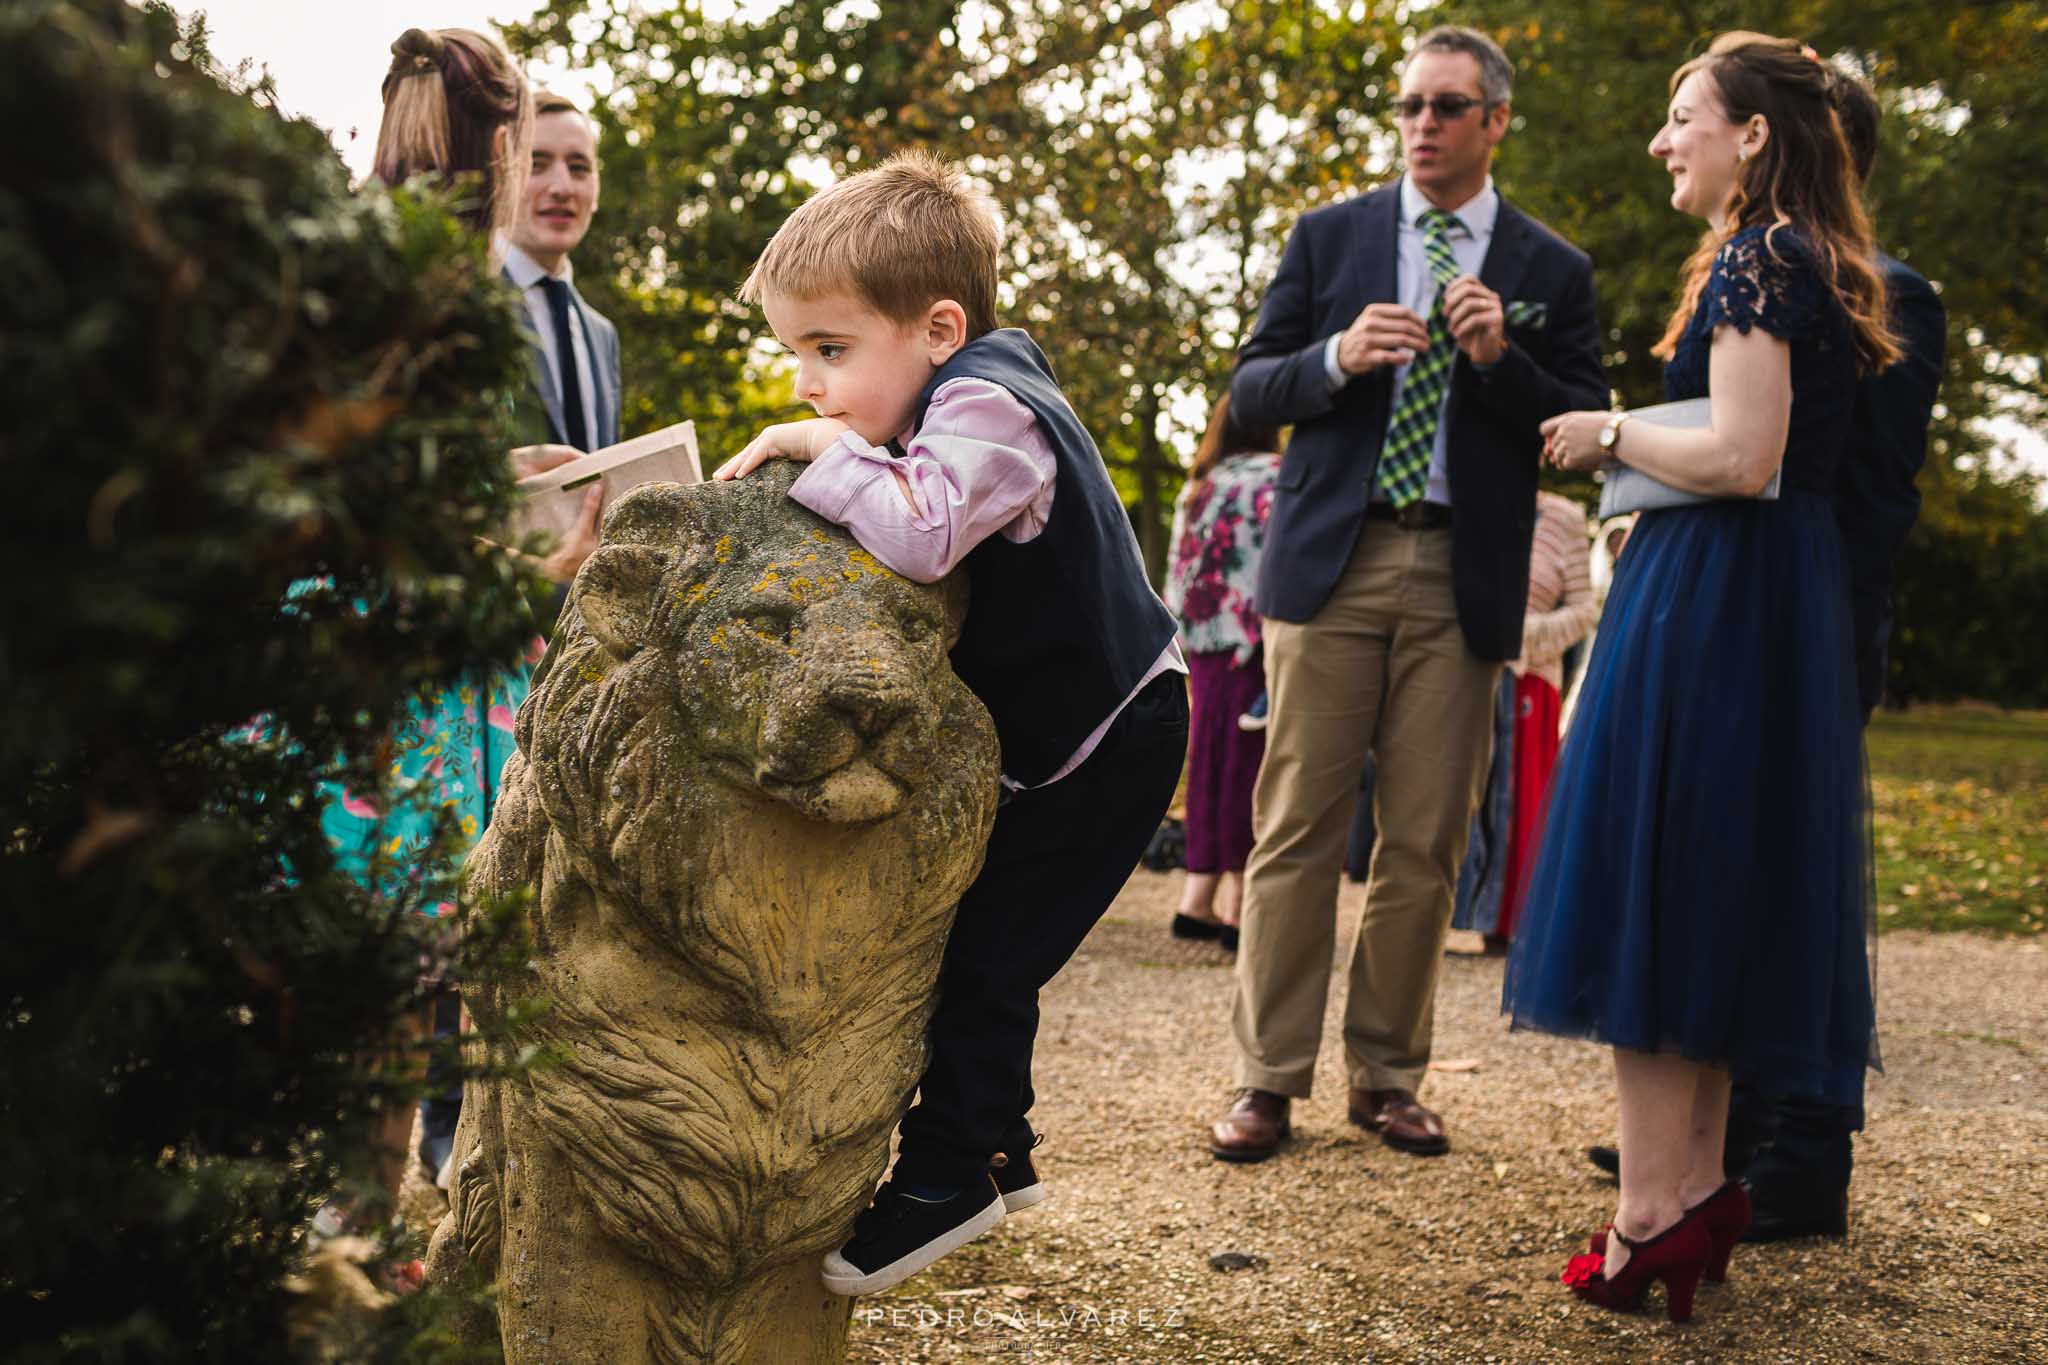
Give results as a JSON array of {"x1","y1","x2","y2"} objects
[{"x1": 1376, "y1": 207, "x2": 1463, "y2": 508}]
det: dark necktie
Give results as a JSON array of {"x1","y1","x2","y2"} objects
[
  {"x1": 1377, "y1": 207, "x2": 1462, "y2": 507},
  {"x1": 539, "y1": 276, "x2": 591, "y2": 451}
]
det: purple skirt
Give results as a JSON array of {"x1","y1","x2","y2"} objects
[{"x1": 1183, "y1": 650, "x2": 1266, "y2": 873}]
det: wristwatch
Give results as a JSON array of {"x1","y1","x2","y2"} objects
[{"x1": 1598, "y1": 411, "x2": 1631, "y2": 456}]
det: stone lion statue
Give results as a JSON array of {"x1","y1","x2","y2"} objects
[{"x1": 425, "y1": 465, "x2": 1000, "y2": 1364}]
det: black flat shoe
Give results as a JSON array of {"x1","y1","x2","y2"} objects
[
  {"x1": 821, "y1": 1177, "x2": 1005, "y2": 1296},
  {"x1": 1171, "y1": 912, "x2": 1224, "y2": 941}
]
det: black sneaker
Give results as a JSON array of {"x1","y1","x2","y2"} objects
[
  {"x1": 820, "y1": 1176, "x2": 1005, "y2": 1296},
  {"x1": 991, "y1": 1136, "x2": 1048, "y2": 1214}
]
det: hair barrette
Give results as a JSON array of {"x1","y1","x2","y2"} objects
[{"x1": 1799, "y1": 43, "x2": 1821, "y2": 63}]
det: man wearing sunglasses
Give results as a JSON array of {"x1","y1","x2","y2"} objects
[{"x1": 1211, "y1": 26, "x2": 1607, "y2": 1165}]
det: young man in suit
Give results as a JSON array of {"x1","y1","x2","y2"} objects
[
  {"x1": 1584, "y1": 71, "x2": 1947, "y2": 1243},
  {"x1": 502, "y1": 90, "x2": 622, "y2": 586},
  {"x1": 1210, "y1": 26, "x2": 1607, "y2": 1163}
]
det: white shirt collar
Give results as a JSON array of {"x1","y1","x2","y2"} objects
[
  {"x1": 498, "y1": 237, "x2": 575, "y2": 289},
  {"x1": 1398, "y1": 175, "x2": 1499, "y2": 239}
]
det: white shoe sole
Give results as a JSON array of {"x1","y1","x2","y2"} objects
[
  {"x1": 1000, "y1": 1182, "x2": 1048, "y2": 1214},
  {"x1": 820, "y1": 1190, "x2": 1005, "y2": 1296}
]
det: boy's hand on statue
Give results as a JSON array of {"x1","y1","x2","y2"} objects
[
  {"x1": 714, "y1": 418, "x2": 851, "y2": 481},
  {"x1": 512, "y1": 443, "x2": 586, "y2": 480},
  {"x1": 1337, "y1": 304, "x2": 1431, "y2": 375}
]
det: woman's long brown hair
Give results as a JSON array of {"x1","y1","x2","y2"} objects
[
  {"x1": 1187, "y1": 392, "x2": 1281, "y2": 489},
  {"x1": 373, "y1": 27, "x2": 531, "y2": 235},
  {"x1": 1652, "y1": 32, "x2": 1899, "y2": 374}
]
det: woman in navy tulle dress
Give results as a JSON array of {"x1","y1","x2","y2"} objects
[{"x1": 1507, "y1": 32, "x2": 1901, "y2": 1321}]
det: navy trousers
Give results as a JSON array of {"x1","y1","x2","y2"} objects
[
  {"x1": 893, "y1": 672, "x2": 1188, "y2": 1187},
  {"x1": 1730, "y1": 1080, "x2": 1861, "y2": 1196}
]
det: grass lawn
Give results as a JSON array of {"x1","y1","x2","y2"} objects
[{"x1": 1868, "y1": 705, "x2": 2048, "y2": 935}]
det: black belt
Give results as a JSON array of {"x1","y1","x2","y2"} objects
[{"x1": 1365, "y1": 500, "x2": 1452, "y2": 531}]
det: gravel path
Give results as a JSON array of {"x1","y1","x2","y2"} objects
[{"x1": 842, "y1": 869, "x2": 2048, "y2": 1363}]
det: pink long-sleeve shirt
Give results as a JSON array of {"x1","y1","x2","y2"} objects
[{"x1": 788, "y1": 376, "x2": 1183, "y2": 789}]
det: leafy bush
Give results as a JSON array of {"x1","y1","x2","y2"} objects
[
  {"x1": 1891, "y1": 515, "x2": 2048, "y2": 709},
  {"x1": 1, "y1": 2, "x2": 542, "y2": 1356}
]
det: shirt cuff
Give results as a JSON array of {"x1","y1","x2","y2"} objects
[
  {"x1": 1323, "y1": 333, "x2": 1348, "y2": 390},
  {"x1": 787, "y1": 429, "x2": 888, "y2": 522}
]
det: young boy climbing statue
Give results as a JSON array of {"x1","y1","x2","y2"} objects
[{"x1": 715, "y1": 152, "x2": 1187, "y2": 1296}]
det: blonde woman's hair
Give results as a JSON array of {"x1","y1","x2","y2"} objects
[
  {"x1": 741, "y1": 152, "x2": 1003, "y2": 337},
  {"x1": 373, "y1": 27, "x2": 531, "y2": 235}
]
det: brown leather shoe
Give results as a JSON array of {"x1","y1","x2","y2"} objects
[
  {"x1": 1348, "y1": 1087, "x2": 1450, "y2": 1156},
  {"x1": 1208, "y1": 1088, "x2": 1291, "y2": 1163}
]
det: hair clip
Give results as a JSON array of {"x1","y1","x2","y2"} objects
[{"x1": 1799, "y1": 43, "x2": 1821, "y2": 63}]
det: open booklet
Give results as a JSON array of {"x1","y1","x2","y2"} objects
[
  {"x1": 1596, "y1": 397, "x2": 1782, "y2": 519},
  {"x1": 511, "y1": 421, "x2": 702, "y2": 542}
]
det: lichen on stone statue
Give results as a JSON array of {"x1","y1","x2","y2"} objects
[{"x1": 426, "y1": 464, "x2": 1001, "y2": 1364}]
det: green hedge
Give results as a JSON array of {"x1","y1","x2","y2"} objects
[
  {"x1": 1891, "y1": 517, "x2": 2048, "y2": 710},
  {"x1": 1, "y1": 2, "x2": 540, "y2": 1356}
]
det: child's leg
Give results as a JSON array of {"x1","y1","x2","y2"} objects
[{"x1": 892, "y1": 673, "x2": 1187, "y2": 1188}]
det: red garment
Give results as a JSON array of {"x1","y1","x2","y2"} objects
[{"x1": 1497, "y1": 673, "x2": 1562, "y2": 942}]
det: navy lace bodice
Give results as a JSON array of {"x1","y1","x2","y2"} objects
[{"x1": 1663, "y1": 225, "x2": 1857, "y2": 495}]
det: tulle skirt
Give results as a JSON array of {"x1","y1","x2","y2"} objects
[{"x1": 1502, "y1": 489, "x2": 1878, "y2": 1106}]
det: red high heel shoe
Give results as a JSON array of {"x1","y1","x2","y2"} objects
[
  {"x1": 1589, "y1": 1180, "x2": 1752, "y2": 1283},
  {"x1": 1562, "y1": 1211, "x2": 1712, "y2": 1323}
]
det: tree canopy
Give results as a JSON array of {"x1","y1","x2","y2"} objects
[{"x1": 508, "y1": 0, "x2": 2046, "y2": 703}]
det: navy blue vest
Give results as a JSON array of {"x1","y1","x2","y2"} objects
[{"x1": 918, "y1": 329, "x2": 1177, "y2": 787}]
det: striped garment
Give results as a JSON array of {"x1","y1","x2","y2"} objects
[{"x1": 1511, "y1": 491, "x2": 1598, "y2": 690}]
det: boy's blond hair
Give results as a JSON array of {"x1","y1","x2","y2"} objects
[{"x1": 742, "y1": 152, "x2": 1002, "y2": 338}]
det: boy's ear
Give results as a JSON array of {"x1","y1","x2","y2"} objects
[{"x1": 924, "y1": 299, "x2": 969, "y2": 363}]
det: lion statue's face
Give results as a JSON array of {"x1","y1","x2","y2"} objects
[{"x1": 547, "y1": 468, "x2": 969, "y2": 826}]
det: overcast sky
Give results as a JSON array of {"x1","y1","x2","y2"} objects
[{"x1": 191, "y1": 1, "x2": 589, "y2": 178}]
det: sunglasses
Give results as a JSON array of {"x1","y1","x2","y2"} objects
[{"x1": 1391, "y1": 94, "x2": 1495, "y2": 121}]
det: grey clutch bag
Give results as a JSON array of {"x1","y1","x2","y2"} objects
[{"x1": 1596, "y1": 398, "x2": 1782, "y2": 519}]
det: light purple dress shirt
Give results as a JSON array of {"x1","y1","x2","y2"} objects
[{"x1": 789, "y1": 376, "x2": 1183, "y2": 789}]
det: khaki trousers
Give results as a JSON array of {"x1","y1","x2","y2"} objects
[{"x1": 1231, "y1": 525, "x2": 1499, "y2": 1097}]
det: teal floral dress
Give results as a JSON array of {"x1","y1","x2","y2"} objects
[{"x1": 315, "y1": 640, "x2": 540, "y2": 917}]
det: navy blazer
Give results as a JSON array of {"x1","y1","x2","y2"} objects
[
  {"x1": 1832, "y1": 252, "x2": 1947, "y2": 716},
  {"x1": 1232, "y1": 182, "x2": 1608, "y2": 661},
  {"x1": 504, "y1": 267, "x2": 624, "y2": 451}
]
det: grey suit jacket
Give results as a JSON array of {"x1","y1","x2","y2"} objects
[{"x1": 505, "y1": 267, "x2": 623, "y2": 450}]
